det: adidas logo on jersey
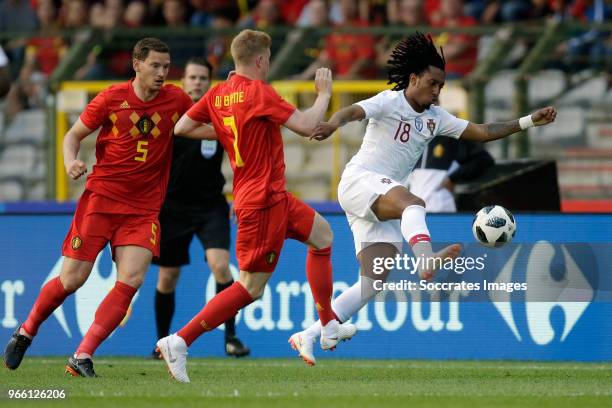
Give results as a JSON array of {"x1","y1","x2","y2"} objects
[{"x1": 119, "y1": 101, "x2": 130, "y2": 109}]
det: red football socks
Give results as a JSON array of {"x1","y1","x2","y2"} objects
[
  {"x1": 177, "y1": 282, "x2": 253, "y2": 347},
  {"x1": 76, "y1": 281, "x2": 137, "y2": 356},
  {"x1": 306, "y1": 246, "x2": 335, "y2": 325},
  {"x1": 22, "y1": 277, "x2": 72, "y2": 337}
]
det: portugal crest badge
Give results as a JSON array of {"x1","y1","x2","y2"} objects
[{"x1": 427, "y1": 119, "x2": 436, "y2": 137}]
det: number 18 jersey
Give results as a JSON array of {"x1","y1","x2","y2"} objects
[
  {"x1": 349, "y1": 90, "x2": 469, "y2": 184},
  {"x1": 185, "y1": 74, "x2": 296, "y2": 210}
]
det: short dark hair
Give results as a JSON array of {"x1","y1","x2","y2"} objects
[
  {"x1": 387, "y1": 32, "x2": 445, "y2": 91},
  {"x1": 185, "y1": 57, "x2": 213, "y2": 77},
  {"x1": 132, "y1": 37, "x2": 170, "y2": 61}
]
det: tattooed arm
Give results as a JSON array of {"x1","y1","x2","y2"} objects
[{"x1": 461, "y1": 106, "x2": 557, "y2": 142}]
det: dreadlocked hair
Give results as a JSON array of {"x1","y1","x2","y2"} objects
[{"x1": 387, "y1": 32, "x2": 445, "y2": 91}]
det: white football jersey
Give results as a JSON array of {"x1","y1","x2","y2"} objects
[{"x1": 347, "y1": 90, "x2": 469, "y2": 184}]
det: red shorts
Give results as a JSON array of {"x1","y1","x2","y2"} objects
[
  {"x1": 62, "y1": 190, "x2": 160, "y2": 262},
  {"x1": 235, "y1": 193, "x2": 315, "y2": 272}
]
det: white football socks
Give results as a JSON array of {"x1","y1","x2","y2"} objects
[
  {"x1": 304, "y1": 276, "x2": 381, "y2": 339},
  {"x1": 401, "y1": 204, "x2": 433, "y2": 257}
]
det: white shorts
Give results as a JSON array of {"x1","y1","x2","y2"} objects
[{"x1": 338, "y1": 164, "x2": 404, "y2": 255}]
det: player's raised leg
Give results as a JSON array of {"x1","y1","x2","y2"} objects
[
  {"x1": 372, "y1": 186, "x2": 462, "y2": 279},
  {"x1": 66, "y1": 245, "x2": 149, "y2": 377},
  {"x1": 3, "y1": 257, "x2": 93, "y2": 370}
]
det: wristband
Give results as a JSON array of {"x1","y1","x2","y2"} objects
[{"x1": 519, "y1": 115, "x2": 534, "y2": 130}]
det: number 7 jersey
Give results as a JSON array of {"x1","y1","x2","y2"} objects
[
  {"x1": 185, "y1": 73, "x2": 296, "y2": 210},
  {"x1": 349, "y1": 89, "x2": 469, "y2": 184}
]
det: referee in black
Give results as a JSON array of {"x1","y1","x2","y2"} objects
[
  {"x1": 409, "y1": 136, "x2": 495, "y2": 212},
  {"x1": 152, "y1": 57, "x2": 249, "y2": 358}
]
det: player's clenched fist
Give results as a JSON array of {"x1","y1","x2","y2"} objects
[
  {"x1": 314, "y1": 67, "x2": 332, "y2": 96},
  {"x1": 65, "y1": 159, "x2": 87, "y2": 180},
  {"x1": 531, "y1": 106, "x2": 557, "y2": 126}
]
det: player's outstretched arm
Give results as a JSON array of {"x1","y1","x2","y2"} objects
[
  {"x1": 460, "y1": 106, "x2": 557, "y2": 143},
  {"x1": 309, "y1": 104, "x2": 366, "y2": 141},
  {"x1": 63, "y1": 118, "x2": 93, "y2": 180},
  {"x1": 283, "y1": 67, "x2": 332, "y2": 137},
  {"x1": 174, "y1": 115, "x2": 217, "y2": 140}
]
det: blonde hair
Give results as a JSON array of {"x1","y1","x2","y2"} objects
[{"x1": 230, "y1": 29, "x2": 272, "y2": 66}]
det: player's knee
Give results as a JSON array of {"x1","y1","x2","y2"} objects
[
  {"x1": 120, "y1": 271, "x2": 146, "y2": 288},
  {"x1": 244, "y1": 283, "x2": 265, "y2": 300},
  {"x1": 157, "y1": 276, "x2": 177, "y2": 292},
  {"x1": 62, "y1": 275, "x2": 86, "y2": 293},
  {"x1": 209, "y1": 260, "x2": 230, "y2": 280},
  {"x1": 158, "y1": 269, "x2": 180, "y2": 291},
  {"x1": 402, "y1": 195, "x2": 426, "y2": 211},
  {"x1": 238, "y1": 277, "x2": 266, "y2": 300},
  {"x1": 311, "y1": 218, "x2": 333, "y2": 249}
]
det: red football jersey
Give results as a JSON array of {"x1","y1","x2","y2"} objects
[
  {"x1": 79, "y1": 80, "x2": 192, "y2": 211},
  {"x1": 186, "y1": 74, "x2": 296, "y2": 209}
]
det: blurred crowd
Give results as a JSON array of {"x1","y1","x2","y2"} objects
[{"x1": 0, "y1": 0, "x2": 610, "y2": 119}]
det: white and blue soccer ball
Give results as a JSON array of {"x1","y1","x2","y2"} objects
[{"x1": 472, "y1": 205, "x2": 516, "y2": 248}]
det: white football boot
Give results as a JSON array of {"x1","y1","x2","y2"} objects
[
  {"x1": 320, "y1": 319, "x2": 340, "y2": 350},
  {"x1": 289, "y1": 321, "x2": 358, "y2": 366},
  {"x1": 289, "y1": 331, "x2": 317, "y2": 366},
  {"x1": 156, "y1": 334, "x2": 190, "y2": 383},
  {"x1": 322, "y1": 321, "x2": 358, "y2": 350}
]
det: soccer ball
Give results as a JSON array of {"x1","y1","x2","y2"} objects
[{"x1": 472, "y1": 205, "x2": 516, "y2": 248}]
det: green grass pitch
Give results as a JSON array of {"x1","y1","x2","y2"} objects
[{"x1": 1, "y1": 358, "x2": 611, "y2": 407}]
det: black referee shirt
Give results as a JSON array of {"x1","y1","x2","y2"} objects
[{"x1": 163, "y1": 137, "x2": 226, "y2": 211}]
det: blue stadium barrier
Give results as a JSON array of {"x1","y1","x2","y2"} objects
[{"x1": 0, "y1": 203, "x2": 611, "y2": 361}]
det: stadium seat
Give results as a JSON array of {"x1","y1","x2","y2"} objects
[
  {"x1": 338, "y1": 120, "x2": 366, "y2": 147},
  {"x1": 0, "y1": 179, "x2": 24, "y2": 200},
  {"x1": 529, "y1": 107, "x2": 585, "y2": 146},
  {"x1": 528, "y1": 70, "x2": 567, "y2": 107},
  {"x1": 302, "y1": 143, "x2": 348, "y2": 179},
  {"x1": 484, "y1": 107, "x2": 514, "y2": 123},
  {"x1": 605, "y1": 88, "x2": 612, "y2": 104},
  {"x1": 559, "y1": 74, "x2": 607, "y2": 107},
  {"x1": 0, "y1": 144, "x2": 37, "y2": 178},
  {"x1": 4, "y1": 109, "x2": 46, "y2": 145},
  {"x1": 556, "y1": 147, "x2": 612, "y2": 199},
  {"x1": 26, "y1": 180, "x2": 47, "y2": 200},
  {"x1": 284, "y1": 143, "x2": 306, "y2": 175},
  {"x1": 295, "y1": 179, "x2": 330, "y2": 201},
  {"x1": 485, "y1": 70, "x2": 516, "y2": 109},
  {"x1": 302, "y1": 144, "x2": 333, "y2": 178}
]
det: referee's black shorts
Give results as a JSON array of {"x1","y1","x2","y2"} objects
[{"x1": 153, "y1": 197, "x2": 230, "y2": 267}]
